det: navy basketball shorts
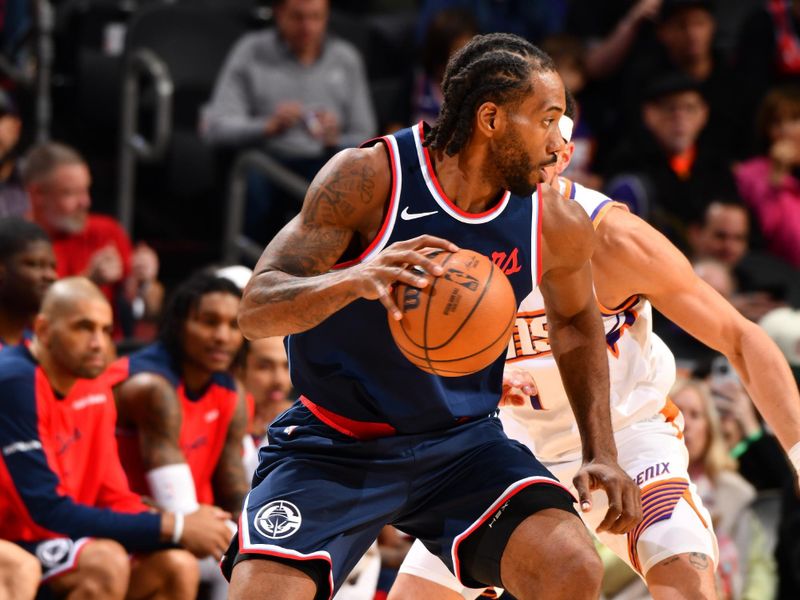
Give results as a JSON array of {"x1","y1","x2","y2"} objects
[
  {"x1": 18, "y1": 537, "x2": 92, "y2": 583},
  {"x1": 222, "y1": 403, "x2": 577, "y2": 599}
]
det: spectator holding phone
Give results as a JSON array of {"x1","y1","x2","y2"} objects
[
  {"x1": 708, "y1": 356, "x2": 789, "y2": 492},
  {"x1": 202, "y1": 0, "x2": 376, "y2": 243}
]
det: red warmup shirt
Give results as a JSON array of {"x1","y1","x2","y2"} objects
[
  {"x1": 104, "y1": 342, "x2": 239, "y2": 505},
  {"x1": 50, "y1": 214, "x2": 132, "y2": 303},
  {"x1": 0, "y1": 345, "x2": 162, "y2": 550}
]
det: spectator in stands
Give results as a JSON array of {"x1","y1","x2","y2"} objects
[
  {"x1": 105, "y1": 273, "x2": 248, "y2": 599},
  {"x1": 563, "y1": 0, "x2": 662, "y2": 155},
  {"x1": 0, "y1": 277, "x2": 233, "y2": 599},
  {"x1": 0, "y1": 91, "x2": 27, "y2": 219},
  {"x1": 735, "y1": 0, "x2": 800, "y2": 143},
  {"x1": 672, "y1": 377, "x2": 777, "y2": 600},
  {"x1": 411, "y1": 8, "x2": 477, "y2": 125},
  {"x1": 416, "y1": 0, "x2": 566, "y2": 46},
  {"x1": 708, "y1": 358, "x2": 789, "y2": 492},
  {"x1": 237, "y1": 336, "x2": 292, "y2": 445},
  {"x1": 22, "y1": 142, "x2": 163, "y2": 338},
  {"x1": 0, "y1": 541, "x2": 39, "y2": 600},
  {"x1": 687, "y1": 199, "x2": 800, "y2": 317},
  {"x1": 626, "y1": 0, "x2": 743, "y2": 148},
  {"x1": 604, "y1": 73, "x2": 736, "y2": 239},
  {"x1": 203, "y1": 0, "x2": 376, "y2": 242},
  {"x1": 0, "y1": 218, "x2": 55, "y2": 348},
  {"x1": 735, "y1": 86, "x2": 800, "y2": 268}
]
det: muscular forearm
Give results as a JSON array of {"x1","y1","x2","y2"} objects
[
  {"x1": 239, "y1": 269, "x2": 360, "y2": 338},
  {"x1": 729, "y1": 322, "x2": 800, "y2": 454},
  {"x1": 550, "y1": 307, "x2": 615, "y2": 462}
]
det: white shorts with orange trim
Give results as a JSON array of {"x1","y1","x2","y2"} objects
[
  {"x1": 397, "y1": 409, "x2": 718, "y2": 596},
  {"x1": 543, "y1": 411, "x2": 718, "y2": 576}
]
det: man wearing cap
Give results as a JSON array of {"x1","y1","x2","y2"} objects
[
  {"x1": 624, "y1": 0, "x2": 744, "y2": 151},
  {"x1": 604, "y1": 71, "x2": 737, "y2": 244},
  {"x1": 0, "y1": 90, "x2": 28, "y2": 219}
]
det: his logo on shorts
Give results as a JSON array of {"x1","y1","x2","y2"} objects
[
  {"x1": 35, "y1": 539, "x2": 72, "y2": 568},
  {"x1": 254, "y1": 500, "x2": 302, "y2": 540}
]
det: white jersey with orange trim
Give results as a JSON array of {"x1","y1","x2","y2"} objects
[{"x1": 504, "y1": 178, "x2": 678, "y2": 461}]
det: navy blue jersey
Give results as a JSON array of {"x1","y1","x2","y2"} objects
[{"x1": 287, "y1": 123, "x2": 541, "y2": 435}]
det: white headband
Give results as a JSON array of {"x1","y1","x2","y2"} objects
[{"x1": 558, "y1": 116, "x2": 574, "y2": 143}]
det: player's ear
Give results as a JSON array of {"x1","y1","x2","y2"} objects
[
  {"x1": 32, "y1": 313, "x2": 49, "y2": 343},
  {"x1": 476, "y1": 102, "x2": 502, "y2": 138}
]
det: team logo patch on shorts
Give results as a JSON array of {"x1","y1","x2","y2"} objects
[
  {"x1": 35, "y1": 538, "x2": 72, "y2": 568},
  {"x1": 254, "y1": 500, "x2": 302, "y2": 540}
]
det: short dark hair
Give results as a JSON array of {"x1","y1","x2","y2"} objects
[
  {"x1": 159, "y1": 272, "x2": 242, "y2": 363},
  {"x1": 755, "y1": 85, "x2": 800, "y2": 150},
  {"x1": 0, "y1": 218, "x2": 50, "y2": 263},
  {"x1": 425, "y1": 33, "x2": 557, "y2": 156}
]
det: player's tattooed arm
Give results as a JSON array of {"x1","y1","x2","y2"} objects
[
  {"x1": 539, "y1": 186, "x2": 641, "y2": 535},
  {"x1": 211, "y1": 386, "x2": 250, "y2": 518},
  {"x1": 114, "y1": 374, "x2": 185, "y2": 469},
  {"x1": 239, "y1": 145, "x2": 456, "y2": 338}
]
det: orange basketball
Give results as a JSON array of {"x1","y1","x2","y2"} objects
[{"x1": 388, "y1": 248, "x2": 517, "y2": 377}]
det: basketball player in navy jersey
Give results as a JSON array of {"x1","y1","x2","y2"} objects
[{"x1": 226, "y1": 33, "x2": 641, "y2": 600}]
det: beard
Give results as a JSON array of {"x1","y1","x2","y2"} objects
[{"x1": 491, "y1": 125, "x2": 538, "y2": 197}]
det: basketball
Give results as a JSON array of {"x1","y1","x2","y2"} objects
[{"x1": 388, "y1": 249, "x2": 517, "y2": 377}]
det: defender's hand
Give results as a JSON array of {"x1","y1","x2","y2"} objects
[
  {"x1": 573, "y1": 460, "x2": 642, "y2": 534},
  {"x1": 349, "y1": 235, "x2": 459, "y2": 320},
  {"x1": 500, "y1": 367, "x2": 538, "y2": 407}
]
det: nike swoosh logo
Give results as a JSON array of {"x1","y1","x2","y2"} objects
[{"x1": 401, "y1": 207, "x2": 439, "y2": 221}]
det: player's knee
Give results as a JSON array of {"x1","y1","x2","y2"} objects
[
  {"x1": 17, "y1": 551, "x2": 41, "y2": 593},
  {"x1": 0, "y1": 545, "x2": 40, "y2": 599},
  {"x1": 152, "y1": 549, "x2": 200, "y2": 596},
  {"x1": 76, "y1": 539, "x2": 130, "y2": 598},
  {"x1": 547, "y1": 540, "x2": 603, "y2": 594}
]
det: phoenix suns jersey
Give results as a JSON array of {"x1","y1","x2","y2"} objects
[{"x1": 504, "y1": 179, "x2": 677, "y2": 461}]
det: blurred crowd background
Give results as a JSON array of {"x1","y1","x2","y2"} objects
[{"x1": 3, "y1": 0, "x2": 800, "y2": 598}]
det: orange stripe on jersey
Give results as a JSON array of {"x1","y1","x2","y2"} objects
[
  {"x1": 597, "y1": 294, "x2": 640, "y2": 316},
  {"x1": 660, "y1": 398, "x2": 684, "y2": 440},
  {"x1": 591, "y1": 200, "x2": 628, "y2": 229},
  {"x1": 627, "y1": 478, "x2": 690, "y2": 574}
]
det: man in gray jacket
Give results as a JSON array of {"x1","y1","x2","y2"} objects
[{"x1": 203, "y1": 0, "x2": 377, "y2": 241}]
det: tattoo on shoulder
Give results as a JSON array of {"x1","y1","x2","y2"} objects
[
  {"x1": 689, "y1": 553, "x2": 709, "y2": 570},
  {"x1": 659, "y1": 556, "x2": 681, "y2": 567},
  {"x1": 304, "y1": 154, "x2": 378, "y2": 226}
]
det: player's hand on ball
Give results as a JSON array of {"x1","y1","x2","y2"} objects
[
  {"x1": 500, "y1": 367, "x2": 538, "y2": 407},
  {"x1": 350, "y1": 235, "x2": 459, "y2": 320},
  {"x1": 573, "y1": 460, "x2": 642, "y2": 534}
]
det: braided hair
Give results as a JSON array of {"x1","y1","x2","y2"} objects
[
  {"x1": 425, "y1": 33, "x2": 556, "y2": 156},
  {"x1": 159, "y1": 272, "x2": 242, "y2": 366}
]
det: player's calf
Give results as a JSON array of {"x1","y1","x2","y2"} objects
[
  {"x1": 645, "y1": 552, "x2": 717, "y2": 600},
  {"x1": 0, "y1": 541, "x2": 40, "y2": 600},
  {"x1": 128, "y1": 548, "x2": 200, "y2": 600},
  {"x1": 49, "y1": 539, "x2": 130, "y2": 600},
  {"x1": 228, "y1": 557, "x2": 318, "y2": 600},
  {"x1": 500, "y1": 509, "x2": 602, "y2": 600}
]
